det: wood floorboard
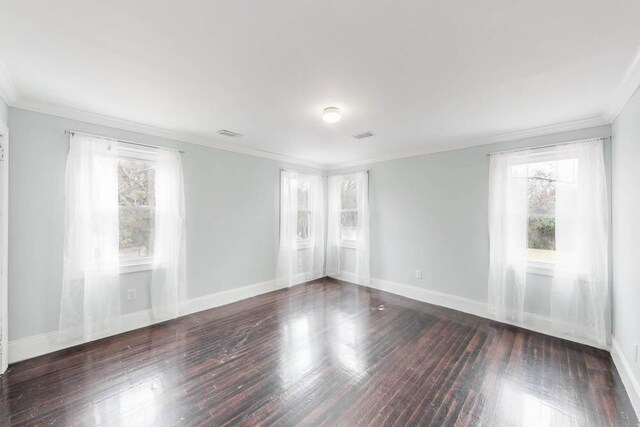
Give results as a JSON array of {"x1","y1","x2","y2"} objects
[{"x1": 0, "y1": 278, "x2": 636, "y2": 426}]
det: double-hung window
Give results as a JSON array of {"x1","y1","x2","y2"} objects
[
  {"x1": 526, "y1": 160, "x2": 557, "y2": 271},
  {"x1": 297, "y1": 180, "x2": 311, "y2": 243},
  {"x1": 340, "y1": 179, "x2": 358, "y2": 244},
  {"x1": 488, "y1": 139, "x2": 609, "y2": 345},
  {"x1": 325, "y1": 171, "x2": 370, "y2": 283},
  {"x1": 117, "y1": 148, "x2": 157, "y2": 272},
  {"x1": 276, "y1": 170, "x2": 325, "y2": 286},
  {"x1": 61, "y1": 132, "x2": 186, "y2": 334}
]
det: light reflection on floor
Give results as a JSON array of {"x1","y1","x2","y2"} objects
[
  {"x1": 279, "y1": 286, "x2": 371, "y2": 390},
  {"x1": 2, "y1": 279, "x2": 633, "y2": 425},
  {"x1": 492, "y1": 378, "x2": 574, "y2": 426}
]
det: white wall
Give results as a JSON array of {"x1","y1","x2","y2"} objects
[
  {"x1": 7, "y1": 108, "x2": 321, "y2": 341},
  {"x1": 612, "y1": 87, "x2": 640, "y2": 392},
  {"x1": 334, "y1": 125, "x2": 612, "y2": 321}
]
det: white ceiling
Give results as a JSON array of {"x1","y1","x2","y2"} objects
[{"x1": 1, "y1": 0, "x2": 640, "y2": 168}]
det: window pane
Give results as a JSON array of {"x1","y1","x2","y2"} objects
[
  {"x1": 528, "y1": 216, "x2": 555, "y2": 249},
  {"x1": 297, "y1": 181, "x2": 309, "y2": 211},
  {"x1": 119, "y1": 206, "x2": 154, "y2": 260},
  {"x1": 118, "y1": 159, "x2": 155, "y2": 261},
  {"x1": 528, "y1": 161, "x2": 556, "y2": 216},
  {"x1": 341, "y1": 211, "x2": 358, "y2": 228},
  {"x1": 297, "y1": 211, "x2": 310, "y2": 240},
  {"x1": 527, "y1": 161, "x2": 556, "y2": 262},
  {"x1": 341, "y1": 211, "x2": 358, "y2": 241},
  {"x1": 341, "y1": 180, "x2": 357, "y2": 209},
  {"x1": 118, "y1": 159, "x2": 155, "y2": 207}
]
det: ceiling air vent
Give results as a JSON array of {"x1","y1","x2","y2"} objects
[
  {"x1": 218, "y1": 129, "x2": 244, "y2": 138},
  {"x1": 353, "y1": 131, "x2": 375, "y2": 140}
]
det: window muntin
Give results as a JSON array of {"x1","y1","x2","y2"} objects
[
  {"x1": 527, "y1": 161, "x2": 557, "y2": 264},
  {"x1": 340, "y1": 179, "x2": 358, "y2": 242},
  {"x1": 118, "y1": 157, "x2": 155, "y2": 263},
  {"x1": 297, "y1": 180, "x2": 311, "y2": 241}
]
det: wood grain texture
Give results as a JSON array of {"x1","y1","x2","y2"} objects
[{"x1": 0, "y1": 278, "x2": 636, "y2": 426}]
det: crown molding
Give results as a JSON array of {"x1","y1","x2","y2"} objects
[
  {"x1": 481, "y1": 116, "x2": 609, "y2": 144},
  {"x1": 0, "y1": 58, "x2": 18, "y2": 106},
  {"x1": 603, "y1": 45, "x2": 640, "y2": 123},
  {"x1": 10, "y1": 97, "x2": 325, "y2": 170},
  {"x1": 10, "y1": 97, "x2": 610, "y2": 172},
  {"x1": 327, "y1": 116, "x2": 609, "y2": 170}
]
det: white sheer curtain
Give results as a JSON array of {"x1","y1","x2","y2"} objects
[
  {"x1": 59, "y1": 134, "x2": 121, "y2": 341},
  {"x1": 552, "y1": 140, "x2": 609, "y2": 346},
  {"x1": 151, "y1": 149, "x2": 187, "y2": 320},
  {"x1": 326, "y1": 176, "x2": 341, "y2": 277},
  {"x1": 354, "y1": 172, "x2": 370, "y2": 284},
  {"x1": 326, "y1": 172, "x2": 370, "y2": 285},
  {"x1": 488, "y1": 139, "x2": 610, "y2": 346},
  {"x1": 488, "y1": 152, "x2": 529, "y2": 322},
  {"x1": 276, "y1": 170, "x2": 325, "y2": 287},
  {"x1": 309, "y1": 174, "x2": 326, "y2": 280}
]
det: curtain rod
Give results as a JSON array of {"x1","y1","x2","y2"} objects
[
  {"x1": 281, "y1": 168, "x2": 322, "y2": 176},
  {"x1": 65, "y1": 130, "x2": 185, "y2": 154},
  {"x1": 329, "y1": 169, "x2": 369, "y2": 175},
  {"x1": 281, "y1": 168, "x2": 369, "y2": 177},
  {"x1": 486, "y1": 136, "x2": 610, "y2": 157}
]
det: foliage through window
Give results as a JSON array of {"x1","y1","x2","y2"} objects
[
  {"x1": 297, "y1": 180, "x2": 310, "y2": 241},
  {"x1": 527, "y1": 161, "x2": 556, "y2": 263},
  {"x1": 118, "y1": 158, "x2": 155, "y2": 262},
  {"x1": 341, "y1": 180, "x2": 358, "y2": 241}
]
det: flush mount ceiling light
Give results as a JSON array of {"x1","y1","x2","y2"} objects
[{"x1": 322, "y1": 107, "x2": 341, "y2": 123}]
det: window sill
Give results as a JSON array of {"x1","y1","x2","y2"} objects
[
  {"x1": 297, "y1": 240, "x2": 315, "y2": 250},
  {"x1": 339, "y1": 241, "x2": 357, "y2": 249},
  {"x1": 120, "y1": 260, "x2": 153, "y2": 274},
  {"x1": 527, "y1": 262, "x2": 555, "y2": 277}
]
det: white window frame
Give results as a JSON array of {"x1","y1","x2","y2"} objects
[{"x1": 116, "y1": 146, "x2": 157, "y2": 274}]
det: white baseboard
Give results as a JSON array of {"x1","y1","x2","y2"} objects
[
  {"x1": 611, "y1": 337, "x2": 640, "y2": 419},
  {"x1": 182, "y1": 279, "x2": 281, "y2": 316},
  {"x1": 367, "y1": 277, "x2": 609, "y2": 350},
  {"x1": 290, "y1": 271, "x2": 324, "y2": 287},
  {"x1": 8, "y1": 275, "x2": 615, "y2": 365},
  {"x1": 9, "y1": 279, "x2": 283, "y2": 364},
  {"x1": 369, "y1": 277, "x2": 487, "y2": 317},
  {"x1": 8, "y1": 309, "x2": 155, "y2": 364},
  {"x1": 330, "y1": 271, "x2": 360, "y2": 285}
]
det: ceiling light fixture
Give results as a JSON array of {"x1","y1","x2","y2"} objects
[{"x1": 322, "y1": 107, "x2": 341, "y2": 123}]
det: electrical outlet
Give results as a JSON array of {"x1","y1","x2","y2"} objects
[
  {"x1": 415, "y1": 270, "x2": 423, "y2": 280},
  {"x1": 127, "y1": 289, "x2": 137, "y2": 301}
]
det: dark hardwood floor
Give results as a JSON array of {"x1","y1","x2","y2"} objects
[{"x1": 0, "y1": 278, "x2": 636, "y2": 426}]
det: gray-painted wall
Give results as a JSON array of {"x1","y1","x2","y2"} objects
[
  {"x1": 8, "y1": 108, "x2": 320, "y2": 340},
  {"x1": 612, "y1": 87, "x2": 640, "y2": 385},
  {"x1": 334, "y1": 125, "x2": 612, "y2": 319},
  {"x1": 8, "y1": 106, "x2": 613, "y2": 345},
  {"x1": 0, "y1": 98, "x2": 7, "y2": 125}
]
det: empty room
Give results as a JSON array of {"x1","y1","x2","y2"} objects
[{"x1": 1, "y1": 1, "x2": 640, "y2": 425}]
